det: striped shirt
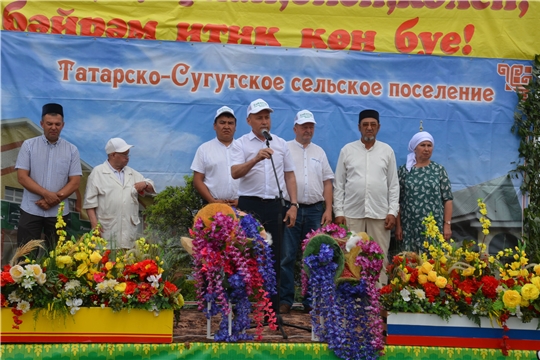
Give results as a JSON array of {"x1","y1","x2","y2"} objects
[{"x1": 15, "y1": 135, "x2": 82, "y2": 217}]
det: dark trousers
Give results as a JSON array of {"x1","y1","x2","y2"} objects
[
  {"x1": 238, "y1": 196, "x2": 286, "y2": 313},
  {"x1": 17, "y1": 209, "x2": 66, "y2": 252},
  {"x1": 280, "y1": 202, "x2": 324, "y2": 307}
]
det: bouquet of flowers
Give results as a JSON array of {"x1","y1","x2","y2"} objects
[
  {"x1": 380, "y1": 199, "x2": 540, "y2": 354},
  {"x1": 1, "y1": 203, "x2": 184, "y2": 329},
  {"x1": 189, "y1": 203, "x2": 277, "y2": 341},
  {"x1": 302, "y1": 224, "x2": 385, "y2": 360}
]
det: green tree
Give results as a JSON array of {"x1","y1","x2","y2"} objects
[
  {"x1": 511, "y1": 54, "x2": 540, "y2": 264},
  {"x1": 144, "y1": 175, "x2": 203, "y2": 293},
  {"x1": 144, "y1": 175, "x2": 203, "y2": 239}
]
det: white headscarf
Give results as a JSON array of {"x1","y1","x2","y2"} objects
[{"x1": 406, "y1": 131, "x2": 434, "y2": 171}]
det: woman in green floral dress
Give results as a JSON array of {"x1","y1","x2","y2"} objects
[{"x1": 395, "y1": 132, "x2": 453, "y2": 253}]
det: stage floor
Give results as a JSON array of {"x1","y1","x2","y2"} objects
[{"x1": 174, "y1": 305, "x2": 314, "y2": 343}]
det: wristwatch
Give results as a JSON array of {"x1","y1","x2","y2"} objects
[
  {"x1": 445, "y1": 220, "x2": 451, "y2": 225},
  {"x1": 291, "y1": 203, "x2": 299, "y2": 208}
]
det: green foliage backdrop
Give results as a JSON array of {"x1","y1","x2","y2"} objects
[{"x1": 511, "y1": 54, "x2": 540, "y2": 264}]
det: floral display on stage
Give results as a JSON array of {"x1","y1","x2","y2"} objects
[
  {"x1": 189, "y1": 203, "x2": 277, "y2": 341},
  {"x1": 1, "y1": 202, "x2": 184, "y2": 330},
  {"x1": 380, "y1": 199, "x2": 540, "y2": 355},
  {"x1": 302, "y1": 224, "x2": 385, "y2": 360}
]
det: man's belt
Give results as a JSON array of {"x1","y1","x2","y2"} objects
[
  {"x1": 240, "y1": 196, "x2": 280, "y2": 203},
  {"x1": 285, "y1": 200, "x2": 323, "y2": 208}
]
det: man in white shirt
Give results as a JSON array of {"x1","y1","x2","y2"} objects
[
  {"x1": 333, "y1": 109, "x2": 399, "y2": 285},
  {"x1": 191, "y1": 106, "x2": 239, "y2": 206},
  {"x1": 84, "y1": 138, "x2": 155, "y2": 249},
  {"x1": 279, "y1": 110, "x2": 334, "y2": 314},
  {"x1": 231, "y1": 98, "x2": 298, "y2": 313}
]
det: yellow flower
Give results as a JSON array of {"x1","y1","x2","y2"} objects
[
  {"x1": 439, "y1": 256, "x2": 447, "y2": 265},
  {"x1": 89, "y1": 251, "x2": 102, "y2": 264},
  {"x1": 114, "y1": 282, "x2": 127, "y2": 292},
  {"x1": 502, "y1": 290, "x2": 521, "y2": 309},
  {"x1": 465, "y1": 253, "x2": 475, "y2": 262},
  {"x1": 521, "y1": 284, "x2": 540, "y2": 301},
  {"x1": 176, "y1": 293, "x2": 185, "y2": 307},
  {"x1": 482, "y1": 229, "x2": 489, "y2": 235},
  {"x1": 508, "y1": 270, "x2": 520, "y2": 277},
  {"x1": 427, "y1": 271, "x2": 438, "y2": 282},
  {"x1": 76, "y1": 262, "x2": 89, "y2": 277},
  {"x1": 418, "y1": 274, "x2": 428, "y2": 285},
  {"x1": 534, "y1": 265, "x2": 540, "y2": 276},
  {"x1": 531, "y1": 276, "x2": 540, "y2": 290},
  {"x1": 105, "y1": 262, "x2": 114, "y2": 271},
  {"x1": 435, "y1": 276, "x2": 447, "y2": 288},
  {"x1": 56, "y1": 256, "x2": 73, "y2": 268},
  {"x1": 519, "y1": 269, "x2": 529, "y2": 278},
  {"x1": 462, "y1": 267, "x2": 475, "y2": 277},
  {"x1": 73, "y1": 252, "x2": 89, "y2": 261},
  {"x1": 420, "y1": 262, "x2": 433, "y2": 274}
]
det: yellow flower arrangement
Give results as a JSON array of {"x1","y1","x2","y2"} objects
[
  {"x1": 380, "y1": 199, "x2": 540, "y2": 328},
  {"x1": 1, "y1": 203, "x2": 184, "y2": 329}
]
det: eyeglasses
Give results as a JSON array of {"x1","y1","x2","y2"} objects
[{"x1": 116, "y1": 152, "x2": 130, "y2": 158}]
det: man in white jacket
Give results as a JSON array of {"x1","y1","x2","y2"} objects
[{"x1": 84, "y1": 138, "x2": 155, "y2": 249}]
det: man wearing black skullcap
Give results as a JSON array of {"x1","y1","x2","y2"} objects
[
  {"x1": 15, "y1": 103, "x2": 82, "y2": 250},
  {"x1": 333, "y1": 109, "x2": 399, "y2": 286}
]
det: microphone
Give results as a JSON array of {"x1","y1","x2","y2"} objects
[{"x1": 262, "y1": 129, "x2": 273, "y2": 141}]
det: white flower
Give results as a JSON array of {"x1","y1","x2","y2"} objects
[
  {"x1": 514, "y1": 305, "x2": 523, "y2": 319},
  {"x1": 17, "y1": 300, "x2": 31, "y2": 314},
  {"x1": 66, "y1": 298, "x2": 83, "y2": 315},
  {"x1": 400, "y1": 288, "x2": 411, "y2": 302},
  {"x1": 413, "y1": 289, "x2": 426, "y2": 300},
  {"x1": 8, "y1": 291, "x2": 21, "y2": 303},
  {"x1": 149, "y1": 304, "x2": 159, "y2": 316},
  {"x1": 21, "y1": 277, "x2": 35, "y2": 289},
  {"x1": 25, "y1": 264, "x2": 43, "y2": 278},
  {"x1": 147, "y1": 274, "x2": 162, "y2": 288},
  {"x1": 96, "y1": 279, "x2": 119, "y2": 293},
  {"x1": 64, "y1": 280, "x2": 81, "y2": 291},
  {"x1": 345, "y1": 232, "x2": 361, "y2": 252},
  {"x1": 9, "y1": 265, "x2": 25, "y2": 282},
  {"x1": 36, "y1": 273, "x2": 47, "y2": 285}
]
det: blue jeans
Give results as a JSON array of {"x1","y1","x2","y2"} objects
[{"x1": 280, "y1": 202, "x2": 323, "y2": 307}]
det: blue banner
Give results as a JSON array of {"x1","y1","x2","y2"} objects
[{"x1": 0, "y1": 31, "x2": 527, "y2": 198}]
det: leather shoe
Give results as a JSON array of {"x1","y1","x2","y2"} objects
[
  {"x1": 302, "y1": 305, "x2": 312, "y2": 314},
  {"x1": 279, "y1": 303, "x2": 291, "y2": 314}
]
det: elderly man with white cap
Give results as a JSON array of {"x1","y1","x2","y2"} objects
[
  {"x1": 231, "y1": 98, "x2": 298, "y2": 315},
  {"x1": 395, "y1": 131, "x2": 453, "y2": 253},
  {"x1": 279, "y1": 110, "x2": 334, "y2": 315},
  {"x1": 83, "y1": 138, "x2": 155, "y2": 249},
  {"x1": 191, "y1": 106, "x2": 239, "y2": 206}
]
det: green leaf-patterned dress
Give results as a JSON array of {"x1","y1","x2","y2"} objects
[{"x1": 398, "y1": 161, "x2": 453, "y2": 253}]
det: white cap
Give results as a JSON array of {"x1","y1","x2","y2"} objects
[
  {"x1": 105, "y1": 138, "x2": 133, "y2": 154},
  {"x1": 247, "y1": 98, "x2": 273, "y2": 117},
  {"x1": 214, "y1": 106, "x2": 236, "y2": 121},
  {"x1": 294, "y1": 110, "x2": 316, "y2": 125}
]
